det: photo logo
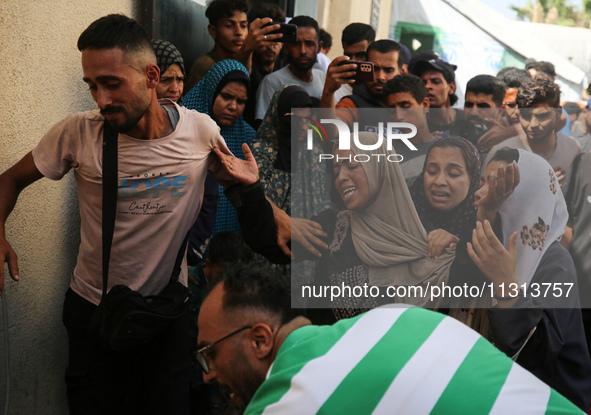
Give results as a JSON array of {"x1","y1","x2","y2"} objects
[
  {"x1": 302, "y1": 117, "x2": 328, "y2": 145},
  {"x1": 306, "y1": 119, "x2": 418, "y2": 151},
  {"x1": 305, "y1": 119, "x2": 418, "y2": 163}
]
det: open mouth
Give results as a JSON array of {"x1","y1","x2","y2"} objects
[
  {"x1": 430, "y1": 190, "x2": 450, "y2": 202},
  {"x1": 341, "y1": 186, "x2": 357, "y2": 199}
]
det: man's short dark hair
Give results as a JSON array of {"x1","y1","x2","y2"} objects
[
  {"x1": 534, "y1": 61, "x2": 556, "y2": 79},
  {"x1": 209, "y1": 232, "x2": 253, "y2": 267},
  {"x1": 367, "y1": 39, "x2": 404, "y2": 69},
  {"x1": 205, "y1": 0, "x2": 249, "y2": 26},
  {"x1": 563, "y1": 102, "x2": 582, "y2": 116},
  {"x1": 466, "y1": 75, "x2": 507, "y2": 107},
  {"x1": 383, "y1": 74, "x2": 427, "y2": 104},
  {"x1": 217, "y1": 264, "x2": 294, "y2": 324},
  {"x1": 525, "y1": 58, "x2": 537, "y2": 70},
  {"x1": 516, "y1": 75, "x2": 561, "y2": 108},
  {"x1": 341, "y1": 23, "x2": 376, "y2": 46},
  {"x1": 289, "y1": 15, "x2": 319, "y2": 37},
  {"x1": 319, "y1": 29, "x2": 332, "y2": 50},
  {"x1": 77, "y1": 14, "x2": 154, "y2": 58},
  {"x1": 496, "y1": 67, "x2": 531, "y2": 89},
  {"x1": 247, "y1": 2, "x2": 285, "y2": 23}
]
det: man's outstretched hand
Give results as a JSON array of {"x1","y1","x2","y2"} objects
[{"x1": 214, "y1": 143, "x2": 259, "y2": 188}]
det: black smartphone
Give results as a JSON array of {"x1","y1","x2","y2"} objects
[
  {"x1": 339, "y1": 60, "x2": 374, "y2": 82},
  {"x1": 263, "y1": 22, "x2": 297, "y2": 43}
]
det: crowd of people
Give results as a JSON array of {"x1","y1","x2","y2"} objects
[{"x1": 1, "y1": 0, "x2": 591, "y2": 413}]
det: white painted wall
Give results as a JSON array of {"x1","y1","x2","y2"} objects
[{"x1": 0, "y1": 1, "x2": 134, "y2": 413}]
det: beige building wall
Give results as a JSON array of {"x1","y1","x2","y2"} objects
[
  {"x1": 317, "y1": 0, "x2": 394, "y2": 59},
  {"x1": 0, "y1": 1, "x2": 135, "y2": 413}
]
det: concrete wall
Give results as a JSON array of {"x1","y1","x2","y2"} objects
[
  {"x1": 0, "y1": 1, "x2": 135, "y2": 413},
  {"x1": 317, "y1": 0, "x2": 393, "y2": 59},
  {"x1": 293, "y1": 0, "x2": 318, "y2": 19}
]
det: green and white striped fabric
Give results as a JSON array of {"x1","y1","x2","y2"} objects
[{"x1": 244, "y1": 305, "x2": 582, "y2": 415}]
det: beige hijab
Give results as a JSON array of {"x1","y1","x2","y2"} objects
[{"x1": 349, "y1": 132, "x2": 454, "y2": 307}]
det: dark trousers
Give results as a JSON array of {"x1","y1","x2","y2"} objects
[{"x1": 62, "y1": 288, "x2": 191, "y2": 415}]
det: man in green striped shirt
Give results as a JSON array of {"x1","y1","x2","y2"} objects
[{"x1": 197, "y1": 265, "x2": 583, "y2": 414}]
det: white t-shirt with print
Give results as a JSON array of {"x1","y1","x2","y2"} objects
[{"x1": 32, "y1": 101, "x2": 229, "y2": 305}]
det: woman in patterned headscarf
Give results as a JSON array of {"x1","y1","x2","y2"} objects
[
  {"x1": 250, "y1": 85, "x2": 332, "y2": 285},
  {"x1": 151, "y1": 39, "x2": 185, "y2": 103},
  {"x1": 252, "y1": 84, "x2": 331, "y2": 220},
  {"x1": 469, "y1": 149, "x2": 591, "y2": 412},
  {"x1": 183, "y1": 59, "x2": 255, "y2": 236}
]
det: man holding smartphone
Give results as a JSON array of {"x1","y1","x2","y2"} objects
[
  {"x1": 184, "y1": 0, "x2": 281, "y2": 92},
  {"x1": 254, "y1": 15, "x2": 326, "y2": 123},
  {"x1": 243, "y1": 3, "x2": 287, "y2": 128},
  {"x1": 333, "y1": 23, "x2": 376, "y2": 103},
  {"x1": 320, "y1": 39, "x2": 405, "y2": 131}
]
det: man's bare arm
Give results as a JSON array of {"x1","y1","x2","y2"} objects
[
  {"x1": 0, "y1": 152, "x2": 44, "y2": 293},
  {"x1": 319, "y1": 56, "x2": 356, "y2": 109}
]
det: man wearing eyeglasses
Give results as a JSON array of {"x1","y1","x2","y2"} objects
[{"x1": 196, "y1": 264, "x2": 583, "y2": 414}]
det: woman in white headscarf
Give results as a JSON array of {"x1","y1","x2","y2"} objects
[{"x1": 469, "y1": 148, "x2": 591, "y2": 413}]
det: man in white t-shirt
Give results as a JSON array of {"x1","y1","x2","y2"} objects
[
  {"x1": 485, "y1": 75, "x2": 581, "y2": 195},
  {"x1": 254, "y1": 15, "x2": 326, "y2": 122},
  {"x1": 0, "y1": 14, "x2": 259, "y2": 415}
]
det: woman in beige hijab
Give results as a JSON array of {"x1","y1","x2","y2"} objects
[{"x1": 296, "y1": 132, "x2": 454, "y2": 321}]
